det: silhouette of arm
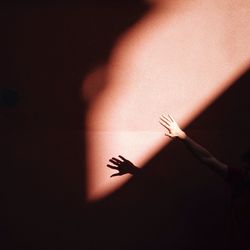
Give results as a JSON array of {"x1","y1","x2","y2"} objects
[
  {"x1": 107, "y1": 155, "x2": 140, "y2": 177},
  {"x1": 181, "y1": 136, "x2": 228, "y2": 178},
  {"x1": 160, "y1": 114, "x2": 228, "y2": 178}
]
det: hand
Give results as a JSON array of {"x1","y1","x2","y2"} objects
[
  {"x1": 107, "y1": 155, "x2": 140, "y2": 177},
  {"x1": 159, "y1": 114, "x2": 186, "y2": 139}
]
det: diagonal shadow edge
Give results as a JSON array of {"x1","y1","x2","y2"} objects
[{"x1": 87, "y1": 68, "x2": 250, "y2": 206}]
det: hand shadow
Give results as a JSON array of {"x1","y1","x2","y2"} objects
[{"x1": 107, "y1": 155, "x2": 140, "y2": 177}]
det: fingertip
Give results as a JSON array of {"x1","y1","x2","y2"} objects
[{"x1": 118, "y1": 155, "x2": 126, "y2": 160}]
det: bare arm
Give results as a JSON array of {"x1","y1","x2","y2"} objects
[{"x1": 160, "y1": 114, "x2": 228, "y2": 179}]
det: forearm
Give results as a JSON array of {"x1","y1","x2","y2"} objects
[
  {"x1": 159, "y1": 114, "x2": 228, "y2": 178},
  {"x1": 179, "y1": 134, "x2": 228, "y2": 178},
  {"x1": 180, "y1": 135, "x2": 214, "y2": 160}
]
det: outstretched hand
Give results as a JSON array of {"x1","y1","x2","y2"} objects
[
  {"x1": 159, "y1": 114, "x2": 186, "y2": 139},
  {"x1": 107, "y1": 155, "x2": 140, "y2": 177}
]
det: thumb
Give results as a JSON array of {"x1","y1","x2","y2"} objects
[
  {"x1": 110, "y1": 173, "x2": 120, "y2": 177},
  {"x1": 165, "y1": 132, "x2": 174, "y2": 138}
]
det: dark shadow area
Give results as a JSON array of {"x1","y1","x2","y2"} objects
[
  {"x1": 107, "y1": 155, "x2": 141, "y2": 177},
  {"x1": 0, "y1": 1, "x2": 148, "y2": 250},
  {"x1": 1, "y1": 1, "x2": 249, "y2": 250},
  {"x1": 86, "y1": 69, "x2": 250, "y2": 250}
]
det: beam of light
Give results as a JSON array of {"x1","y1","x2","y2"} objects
[{"x1": 84, "y1": 0, "x2": 250, "y2": 202}]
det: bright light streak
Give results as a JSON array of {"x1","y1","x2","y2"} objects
[{"x1": 84, "y1": 0, "x2": 250, "y2": 202}]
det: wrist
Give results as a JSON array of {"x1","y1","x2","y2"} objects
[
  {"x1": 178, "y1": 131, "x2": 187, "y2": 140},
  {"x1": 132, "y1": 166, "x2": 140, "y2": 175}
]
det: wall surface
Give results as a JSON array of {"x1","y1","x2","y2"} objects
[{"x1": 1, "y1": 1, "x2": 250, "y2": 250}]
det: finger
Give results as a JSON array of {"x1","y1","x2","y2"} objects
[
  {"x1": 168, "y1": 114, "x2": 175, "y2": 122},
  {"x1": 109, "y1": 159, "x2": 121, "y2": 165},
  {"x1": 118, "y1": 155, "x2": 127, "y2": 161},
  {"x1": 159, "y1": 121, "x2": 170, "y2": 130},
  {"x1": 107, "y1": 164, "x2": 118, "y2": 170},
  {"x1": 109, "y1": 158, "x2": 122, "y2": 165},
  {"x1": 160, "y1": 121, "x2": 171, "y2": 134},
  {"x1": 165, "y1": 132, "x2": 170, "y2": 137},
  {"x1": 161, "y1": 114, "x2": 168, "y2": 121},
  {"x1": 112, "y1": 157, "x2": 123, "y2": 164},
  {"x1": 159, "y1": 121, "x2": 169, "y2": 130},
  {"x1": 165, "y1": 132, "x2": 174, "y2": 138},
  {"x1": 160, "y1": 117, "x2": 170, "y2": 126},
  {"x1": 162, "y1": 114, "x2": 172, "y2": 123},
  {"x1": 162, "y1": 115, "x2": 171, "y2": 121},
  {"x1": 110, "y1": 173, "x2": 121, "y2": 177}
]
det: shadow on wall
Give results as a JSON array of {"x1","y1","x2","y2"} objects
[
  {"x1": 1, "y1": 1, "x2": 148, "y2": 250},
  {"x1": 2, "y1": 1, "x2": 249, "y2": 249},
  {"x1": 85, "y1": 69, "x2": 250, "y2": 250}
]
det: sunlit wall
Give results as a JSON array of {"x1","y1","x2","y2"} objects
[{"x1": 84, "y1": 0, "x2": 250, "y2": 201}]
